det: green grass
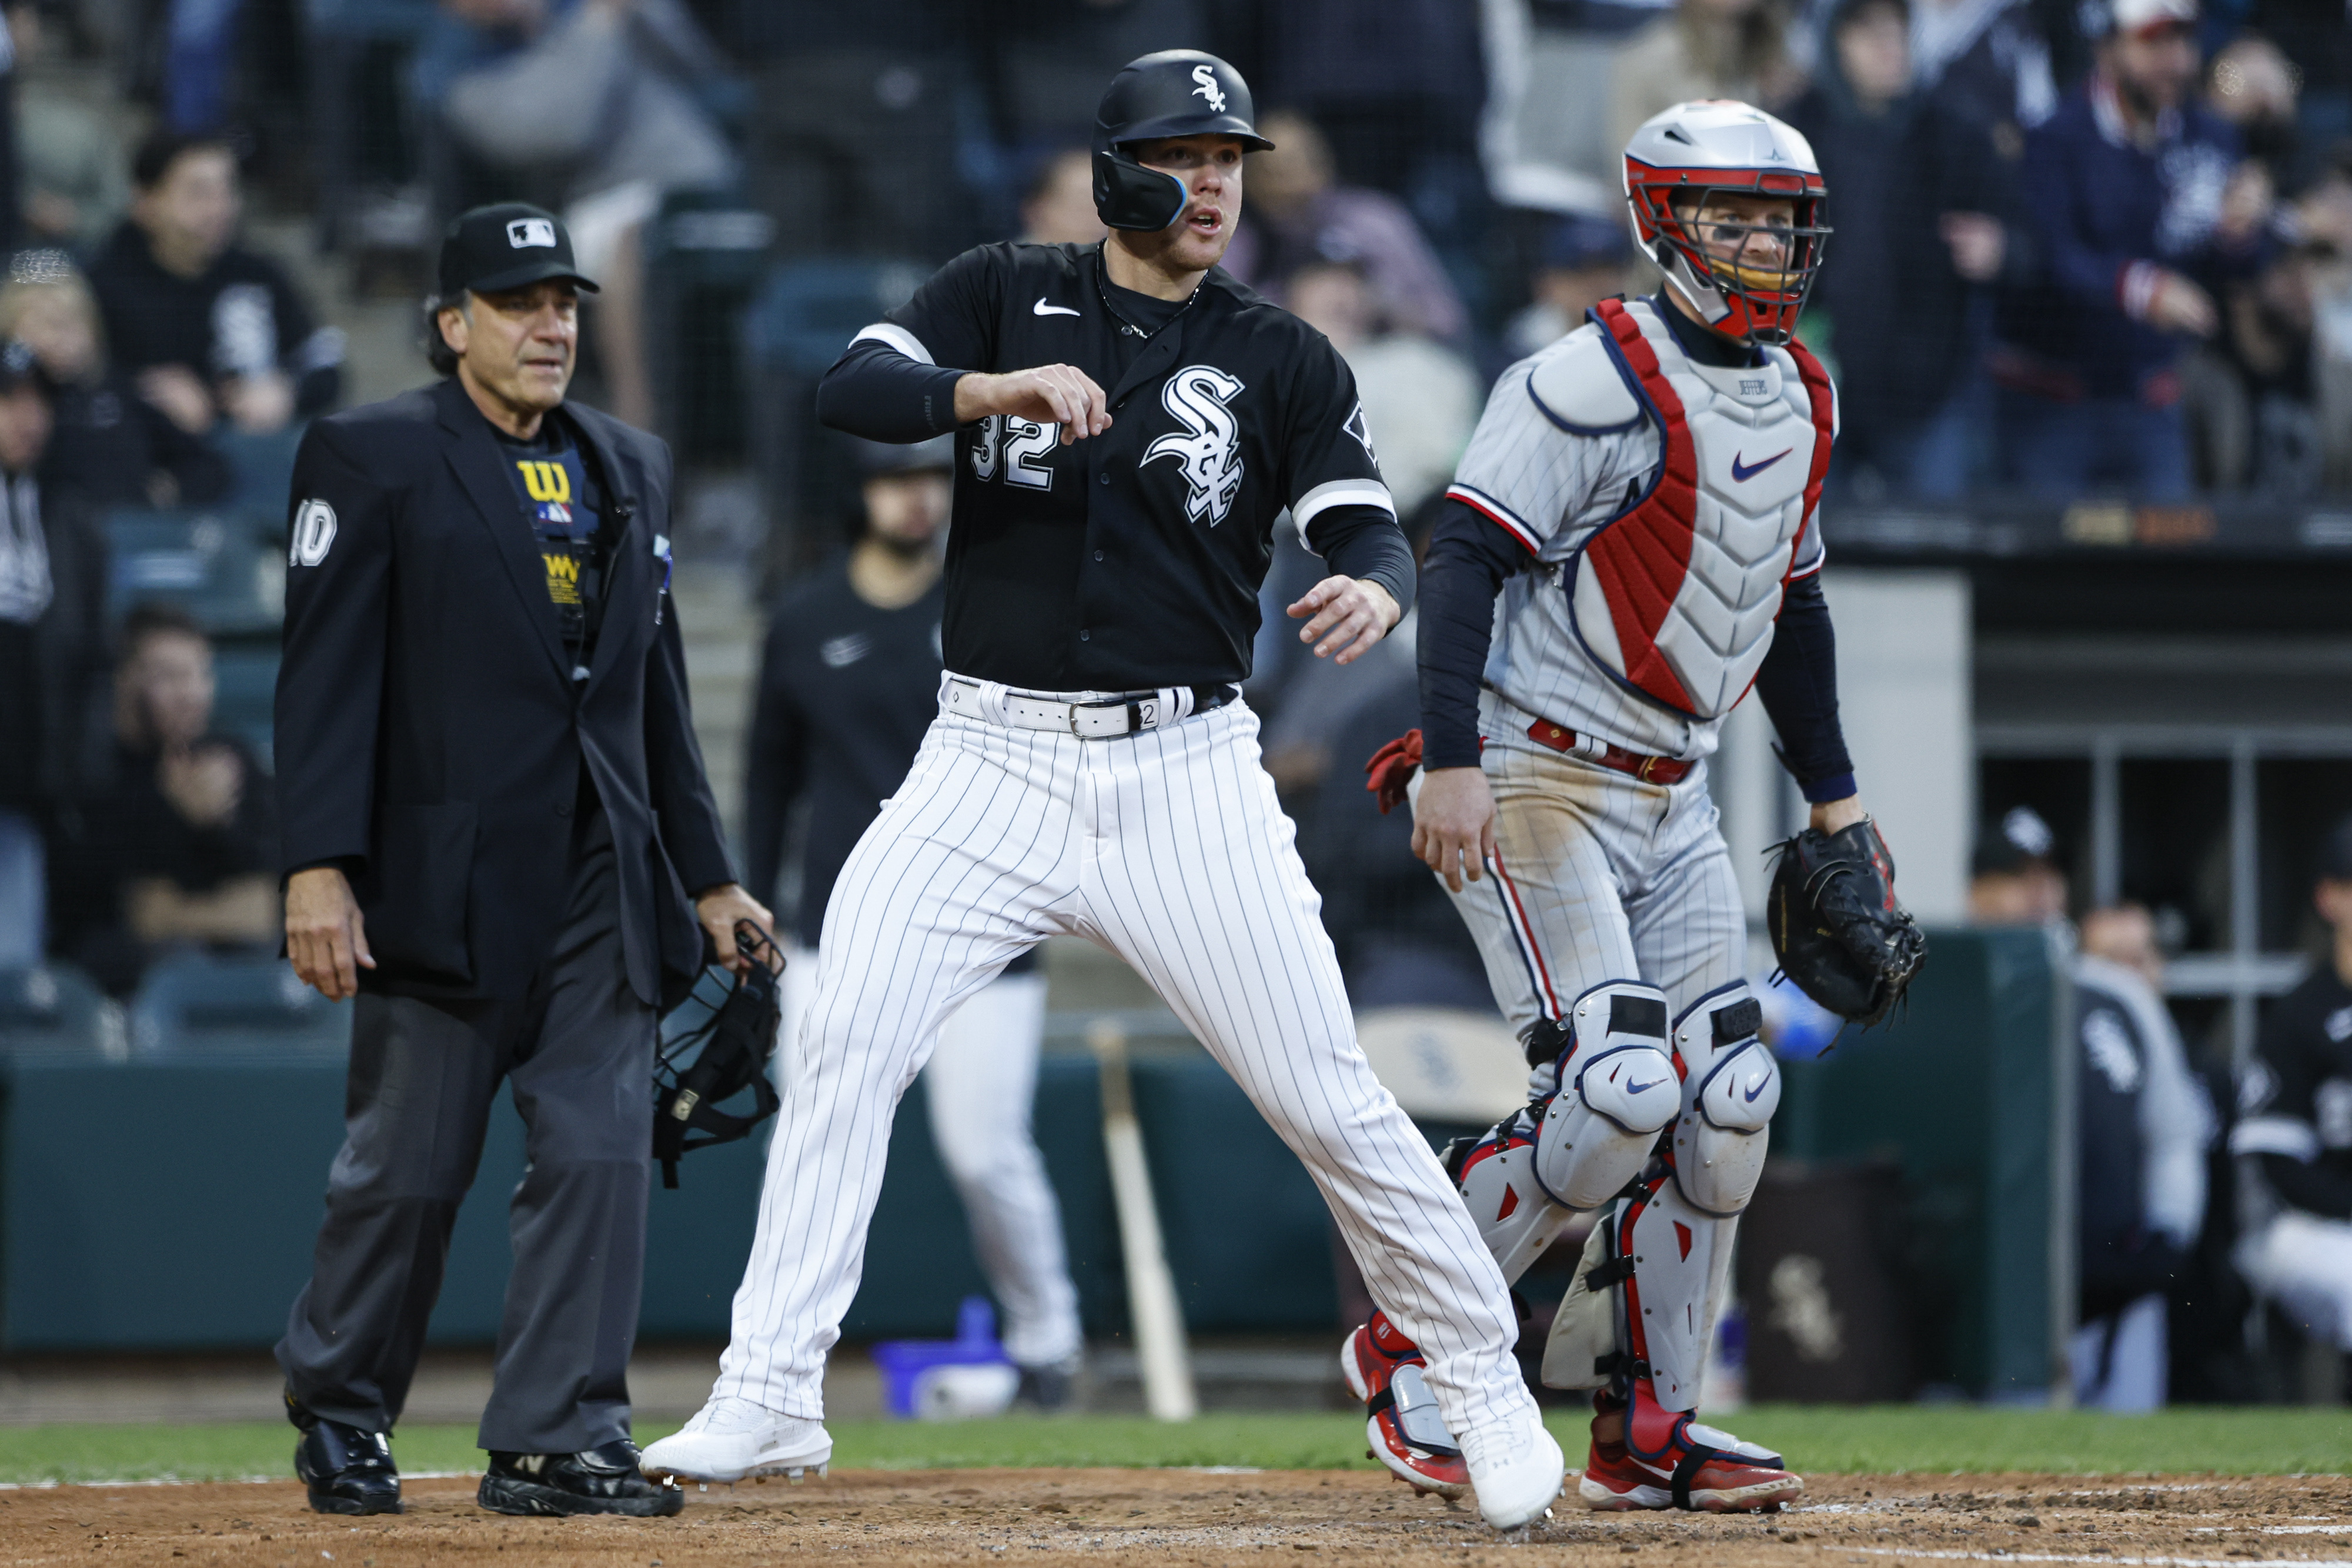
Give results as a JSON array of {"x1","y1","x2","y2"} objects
[{"x1": 0, "y1": 1406, "x2": 2346, "y2": 1487}]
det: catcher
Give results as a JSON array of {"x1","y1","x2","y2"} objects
[{"x1": 1351, "y1": 101, "x2": 1923, "y2": 1513}]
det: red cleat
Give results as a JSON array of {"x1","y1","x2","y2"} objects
[
  {"x1": 1576, "y1": 1414, "x2": 1803, "y2": 1513},
  {"x1": 1339, "y1": 1312, "x2": 1471, "y2": 1499}
]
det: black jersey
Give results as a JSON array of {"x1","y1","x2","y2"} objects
[
  {"x1": 2234, "y1": 965, "x2": 2352, "y2": 1219},
  {"x1": 742, "y1": 559, "x2": 946, "y2": 948},
  {"x1": 817, "y1": 240, "x2": 1409, "y2": 693}
]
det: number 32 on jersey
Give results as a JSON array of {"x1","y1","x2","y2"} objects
[{"x1": 970, "y1": 414, "x2": 1057, "y2": 490}]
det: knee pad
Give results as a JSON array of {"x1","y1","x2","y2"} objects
[
  {"x1": 1455, "y1": 1112, "x2": 1573, "y2": 1283},
  {"x1": 1668, "y1": 982, "x2": 1779, "y2": 1218},
  {"x1": 1530, "y1": 981, "x2": 1681, "y2": 1212}
]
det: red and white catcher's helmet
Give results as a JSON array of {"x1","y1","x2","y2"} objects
[{"x1": 1623, "y1": 99, "x2": 1829, "y2": 346}]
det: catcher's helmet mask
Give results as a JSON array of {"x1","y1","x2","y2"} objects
[
  {"x1": 1624, "y1": 100, "x2": 1831, "y2": 347},
  {"x1": 652, "y1": 921, "x2": 786, "y2": 1188},
  {"x1": 1092, "y1": 49, "x2": 1272, "y2": 233}
]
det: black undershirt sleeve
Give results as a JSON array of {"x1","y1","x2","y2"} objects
[
  {"x1": 1301, "y1": 503, "x2": 1415, "y2": 620},
  {"x1": 1753, "y1": 570, "x2": 1857, "y2": 803},
  {"x1": 815, "y1": 338, "x2": 968, "y2": 443},
  {"x1": 1416, "y1": 497, "x2": 1527, "y2": 770},
  {"x1": 2261, "y1": 1151, "x2": 2352, "y2": 1220}
]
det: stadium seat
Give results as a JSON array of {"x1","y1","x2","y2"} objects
[
  {"x1": 646, "y1": 187, "x2": 777, "y2": 463},
  {"x1": 209, "y1": 646, "x2": 280, "y2": 768},
  {"x1": 0, "y1": 964, "x2": 123, "y2": 1061},
  {"x1": 104, "y1": 507, "x2": 286, "y2": 636},
  {"x1": 744, "y1": 257, "x2": 929, "y2": 582},
  {"x1": 214, "y1": 424, "x2": 307, "y2": 514},
  {"x1": 127, "y1": 951, "x2": 350, "y2": 1060}
]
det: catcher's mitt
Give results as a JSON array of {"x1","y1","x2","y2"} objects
[{"x1": 1765, "y1": 818, "x2": 1926, "y2": 1028}]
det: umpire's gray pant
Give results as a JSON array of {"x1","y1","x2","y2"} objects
[{"x1": 275, "y1": 806, "x2": 656, "y2": 1454}]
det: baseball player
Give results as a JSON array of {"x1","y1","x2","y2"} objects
[
  {"x1": 742, "y1": 434, "x2": 1084, "y2": 1405},
  {"x1": 1348, "y1": 102, "x2": 1917, "y2": 1513},
  {"x1": 643, "y1": 50, "x2": 1565, "y2": 1530}
]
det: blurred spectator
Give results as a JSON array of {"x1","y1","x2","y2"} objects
[
  {"x1": 85, "y1": 129, "x2": 343, "y2": 439},
  {"x1": 430, "y1": 0, "x2": 737, "y2": 430},
  {"x1": 10, "y1": 1, "x2": 131, "y2": 248},
  {"x1": 63, "y1": 603, "x2": 276, "y2": 992},
  {"x1": 1909, "y1": 0, "x2": 2058, "y2": 142},
  {"x1": 1019, "y1": 147, "x2": 1107, "y2": 247},
  {"x1": 1286, "y1": 258, "x2": 1479, "y2": 517},
  {"x1": 1967, "y1": 804, "x2": 2069, "y2": 924},
  {"x1": 1790, "y1": 0, "x2": 2022, "y2": 498},
  {"x1": 1990, "y1": 0, "x2": 2271, "y2": 500},
  {"x1": 2070, "y1": 901, "x2": 2213, "y2": 1412},
  {"x1": 1609, "y1": 0, "x2": 1800, "y2": 159},
  {"x1": 1237, "y1": 0, "x2": 1488, "y2": 258},
  {"x1": 2230, "y1": 818, "x2": 2352, "y2": 1360},
  {"x1": 1501, "y1": 212, "x2": 1634, "y2": 362},
  {"x1": 1242, "y1": 0, "x2": 1484, "y2": 195},
  {"x1": 0, "y1": 345, "x2": 103, "y2": 967},
  {"x1": 2181, "y1": 235, "x2": 2352, "y2": 492},
  {"x1": 1295, "y1": 646, "x2": 1495, "y2": 1014},
  {"x1": 0, "y1": 251, "x2": 233, "y2": 509},
  {"x1": 2205, "y1": 33, "x2": 2301, "y2": 188},
  {"x1": 1221, "y1": 109, "x2": 1469, "y2": 344},
  {"x1": 716, "y1": 2, "x2": 980, "y2": 262},
  {"x1": 976, "y1": 0, "x2": 1210, "y2": 161}
]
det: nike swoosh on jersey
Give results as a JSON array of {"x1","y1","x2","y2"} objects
[
  {"x1": 1033, "y1": 297, "x2": 1080, "y2": 317},
  {"x1": 1729, "y1": 448, "x2": 1793, "y2": 482}
]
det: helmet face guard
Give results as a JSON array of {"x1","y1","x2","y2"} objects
[
  {"x1": 1627, "y1": 162, "x2": 1828, "y2": 346},
  {"x1": 1092, "y1": 49, "x2": 1272, "y2": 232}
]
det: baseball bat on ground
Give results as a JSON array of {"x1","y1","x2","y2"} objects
[{"x1": 1087, "y1": 1018, "x2": 1198, "y2": 1422}]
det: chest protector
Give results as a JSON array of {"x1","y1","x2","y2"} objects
[{"x1": 1568, "y1": 297, "x2": 1833, "y2": 721}]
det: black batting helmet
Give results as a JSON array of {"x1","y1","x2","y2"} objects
[{"x1": 1091, "y1": 50, "x2": 1272, "y2": 232}]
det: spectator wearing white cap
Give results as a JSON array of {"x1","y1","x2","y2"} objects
[{"x1": 1990, "y1": 0, "x2": 2274, "y2": 499}]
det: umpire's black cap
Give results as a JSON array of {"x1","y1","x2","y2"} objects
[{"x1": 438, "y1": 203, "x2": 600, "y2": 297}]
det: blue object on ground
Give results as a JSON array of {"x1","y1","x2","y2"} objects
[{"x1": 870, "y1": 1296, "x2": 1012, "y2": 1419}]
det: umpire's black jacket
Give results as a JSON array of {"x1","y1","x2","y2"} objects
[{"x1": 274, "y1": 376, "x2": 732, "y2": 1005}]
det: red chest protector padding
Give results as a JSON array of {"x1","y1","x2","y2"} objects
[{"x1": 1580, "y1": 298, "x2": 1836, "y2": 719}]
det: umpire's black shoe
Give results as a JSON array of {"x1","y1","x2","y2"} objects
[
  {"x1": 289, "y1": 1403, "x2": 402, "y2": 1516},
  {"x1": 478, "y1": 1440, "x2": 684, "y2": 1517}
]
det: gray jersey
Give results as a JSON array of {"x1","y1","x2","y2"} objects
[{"x1": 1445, "y1": 299, "x2": 1833, "y2": 764}]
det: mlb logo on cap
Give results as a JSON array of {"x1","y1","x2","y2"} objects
[{"x1": 439, "y1": 202, "x2": 600, "y2": 296}]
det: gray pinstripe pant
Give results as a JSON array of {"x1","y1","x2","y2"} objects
[
  {"x1": 711, "y1": 696, "x2": 1536, "y2": 1440},
  {"x1": 1436, "y1": 736, "x2": 1748, "y2": 1037}
]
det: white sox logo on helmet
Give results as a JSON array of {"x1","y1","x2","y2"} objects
[
  {"x1": 1191, "y1": 63, "x2": 1227, "y2": 112},
  {"x1": 1144, "y1": 365, "x2": 1245, "y2": 527}
]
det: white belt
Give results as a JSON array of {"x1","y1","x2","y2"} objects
[{"x1": 940, "y1": 676, "x2": 1228, "y2": 740}]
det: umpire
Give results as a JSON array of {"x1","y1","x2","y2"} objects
[{"x1": 272, "y1": 204, "x2": 767, "y2": 1519}]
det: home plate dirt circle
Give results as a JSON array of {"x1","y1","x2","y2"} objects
[{"x1": 7, "y1": 1470, "x2": 2350, "y2": 1566}]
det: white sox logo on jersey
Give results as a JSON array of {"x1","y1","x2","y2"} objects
[
  {"x1": 1191, "y1": 64, "x2": 1227, "y2": 112},
  {"x1": 1144, "y1": 365, "x2": 1245, "y2": 527}
]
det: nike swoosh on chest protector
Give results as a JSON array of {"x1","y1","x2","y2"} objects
[
  {"x1": 1729, "y1": 448, "x2": 1793, "y2": 482},
  {"x1": 1033, "y1": 297, "x2": 1080, "y2": 317}
]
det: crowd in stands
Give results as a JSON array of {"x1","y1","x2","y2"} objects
[{"x1": 0, "y1": 0, "x2": 2336, "y2": 989}]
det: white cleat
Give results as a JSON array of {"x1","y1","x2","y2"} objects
[
  {"x1": 1460, "y1": 1417, "x2": 1565, "y2": 1532},
  {"x1": 639, "y1": 1397, "x2": 833, "y2": 1485}
]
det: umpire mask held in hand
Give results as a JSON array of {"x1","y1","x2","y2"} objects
[{"x1": 1091, "y1": 49, "x2": 1272, "y2": 232}]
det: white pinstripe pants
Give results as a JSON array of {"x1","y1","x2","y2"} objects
[{"x1": 712, "y1": 694, "x2": 1536, "y2": 1439}]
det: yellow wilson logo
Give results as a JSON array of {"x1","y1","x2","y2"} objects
[
  {"x1": 542, "y1": 551, "x2": 581, "y2": 604},
  {"x1": 517, "y1": 460, "x2": 572, "y2": 503}
]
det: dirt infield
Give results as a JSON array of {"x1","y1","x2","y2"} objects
[{"x1": 8, "y1": 1468, "x2": 2351, "y2": 1567}]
